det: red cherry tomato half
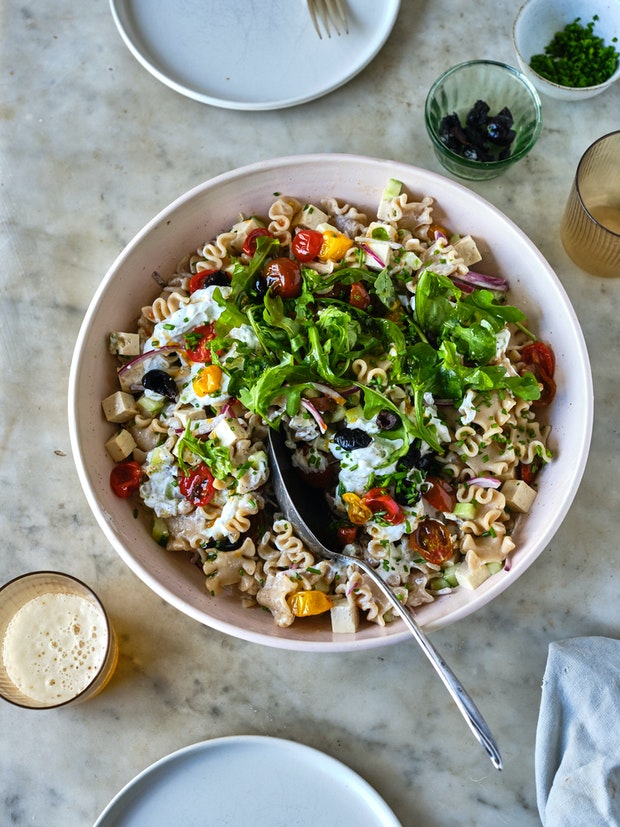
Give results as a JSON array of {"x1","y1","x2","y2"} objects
[
  {"x1": 185, "y1": 323, "x2": 217, "y2": 363},
  {"x1": 189, "y1": 269, "x2": 217, "y2": 294},
  {"x1": 179, "y1": 463, "x2": 216, "y2": 507},
  {"x1": 362, "y1": 488, "x2": 404, "y2": 525},
  {"x1": 291, "y1": 228, "x2": 323, "y2": 262},
  {"x1": 110, "y1": 460, "x2": 142, "y2": 498},
  {"x1": 422, "y1": 475, "x2": 456, "y2": 512},
  {"x1": 411, "y1": 519, "x2": 453, "y2": 565},
  {"x1": 242, "y1": 227, "x2": 274, "y2": 256},
  {"x1": 521, "y1": 341, "x2": 555, "y2": 376},
  {"x1": 336, "y1": 525, "x2": 358, "y2": 546},
  {"x1": 521, "y1": 341, "x2": 556, "y2": 406},
  {"x1": 349, "y1": 281, "x2": 371, "y2": 310},
  {"x1": 263, "y1": 257, "x2": 302, "y2": 299}
]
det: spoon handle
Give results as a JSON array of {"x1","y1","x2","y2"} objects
[{"x1": 358, "y1": 560, "x2": 503, "y2": 770}]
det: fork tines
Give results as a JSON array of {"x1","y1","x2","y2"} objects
[{"x1": 307, "y1": 0, "x2": 349, "y2": 39}]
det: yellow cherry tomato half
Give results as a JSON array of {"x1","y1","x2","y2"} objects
[
  {"x1": 342, "y1": 492, "x2": 373, "y2": 525},
  {"x1": 192, "y1": 364, "x2": 222, "y2": 396},
  {"x1": 287, "y1": 590, "x2": 334, "y2": 617},
  {"x1": 318, "y1": 230, "x2": 353, "y2": 262}
]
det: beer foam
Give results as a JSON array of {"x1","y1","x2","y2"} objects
[{"x1": 2, "y1": 592, "x2": 108, "y2": 704}]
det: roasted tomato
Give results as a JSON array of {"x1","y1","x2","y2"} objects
[
  {"x1": 362, "y1": 488, "x2": 404, "y2": 525},
  {"x1": 349, "y1": 281, "x2": 371, "y2": 310},
  {"x1": 242, "y1": 227, "x2": 274, "y2": 256},
  {"x1": 291, "y1": 228, "x2": 323, "y2": 262},
  {"x1": 336, "y1": 524, "x2": 358, "y2": 546},
  {"x1": 422, "y1": 475, "x2": 456, "y2": 512},
  {"x1": 185, "y1": 323, "x2": 217, "y2": 363},
  {"x1": 521, "y1": 341, "x2": 556, "y2": 406},
  {"x1": 411, "y1": 518, "x2": 453, "y2": 565},
  {"x1": 110, "y1": 460, "x2": 142, "y2": 498},
  {"x1": 262, "y1": 257, "x2": 302, "y2": 299},
  {"x1": 179, "y1": 463, "x2": 215, "y2": 507}
]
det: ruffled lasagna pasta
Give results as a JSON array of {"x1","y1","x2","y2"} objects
[{"x1": 103, "y1": 179, "x2": 554, "y2": 632}]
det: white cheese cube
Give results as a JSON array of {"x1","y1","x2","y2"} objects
[
  {"x1": 502, "y1": 479, "x2": 537, "y2": 513},
  {"x1": 361, "y1": 239, "x2": 392, "y2": 270},
  {"x1": 108, "y1": 332, "x2": 140, "y2": 356},
  {"x1": 175, "y1": 408, "x2": 207, "y2": 427},
  {"x1": 229, "y1": 217, "x2": 264, "y2": 251},
  {"x1": 298, "y1": 204, "x2": 329, "y2": 230},
  {"x1": 453, "y1": 235, "x2": 482, "y2": 267},
  {"x1": 455, "y1": 550, "x2": 491, "y2": 590},
  {"x1": 330, "y1": 597, "x2": 360, "y2": 634},
  {"x1": 211, "y1": 417, "x2": 247, "y2": 448},
  {"x1": 102, "y1": 391, "x2": 138, "y2": 423},
  {"x1": 105, "y1": 429, "x2": 137, "y2": 462}
]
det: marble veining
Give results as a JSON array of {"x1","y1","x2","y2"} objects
[{"x1": 2, "y1": 1, "x2": 620, "y2": 825}]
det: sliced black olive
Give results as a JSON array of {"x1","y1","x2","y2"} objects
[
  {"x1": 142, "y1": 368, "x2": 178, "y2": 400},
  {"x1": 333, "y1": 427, "x2": 372, "y2": 451},
  {"x1": 201, "y1": 270, "x2": 231, "y2": 288},
  {"x1": 376, "y1": 409, "x2": 399, "y2": 431}
]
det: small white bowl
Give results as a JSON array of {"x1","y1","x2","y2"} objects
[{"x1": 513, "y1": 0, "x2": 620, "y2": 100}]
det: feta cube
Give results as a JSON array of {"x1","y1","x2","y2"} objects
[
  {"x1": 330, "y1": 597, "x2": 360, "y2": 634},
  {"x1": 502, "y1": 479, "x2": 537, "y2": 513},
  {"x1": 105, "y1": 429, "x2": 137, "y2": 462},
  {"x1": 108, "y1": 332, "x2": 140, "y2": 356},
  {"x1": 102, "y1": 391, "x2": 138, "y2": 424}
]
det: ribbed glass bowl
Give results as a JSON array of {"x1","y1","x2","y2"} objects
[{"x1": 425, "y1": 60, "x2": 543, "y2": 181}]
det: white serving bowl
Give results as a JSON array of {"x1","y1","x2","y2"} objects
[
  {"x1": 513, "y1": 0, "x2": 620, "y2": 100},
  {"x1": 69, "y1": 154, "x2": 593, "y2": 652}
]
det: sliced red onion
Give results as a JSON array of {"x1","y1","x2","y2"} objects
[
  {"x1": 311, "y1": 382, "x2": 346, "y2": 403},
  {"x1": 466, "y1": 477, "x2": 501, "y2": 489},
  {"x1": 359, "y1": 242, "x2": 386, "y2": 269},
  {"x1": 456, "y1": 270, "x2": 509, "y2": 292},
  {"x1": 434, "y1": 230, "x2": 447, "y2": 241},
  {"x1": 301, "y1": 399, "x2": 328, "y2": 433}
]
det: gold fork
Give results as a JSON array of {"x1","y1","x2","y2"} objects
[{"x1": 306, "y1": 0, "x2": 349, "y2": 39}]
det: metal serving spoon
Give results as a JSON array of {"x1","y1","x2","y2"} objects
[{"x1": 267, "y1": 428, "x2": 503, "y2": 771}]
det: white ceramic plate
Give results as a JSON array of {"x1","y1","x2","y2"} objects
[
  {"x1": 109, "y1": 0, "x2": 401, "y2": 110},
  {"x1": 69, "y1": 153, "x2": 593, "y2": 652},
  {"x1": 93, "y1": 736, "x2": 402, "y2": 826}
]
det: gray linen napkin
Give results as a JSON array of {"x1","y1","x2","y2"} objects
[{"x1": 536, "y1": 636, "x2": 620, "y2": 826}]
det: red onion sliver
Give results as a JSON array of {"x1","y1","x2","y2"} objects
[
  {"x1": 301, "y1": 399, "x2": 328, "y2": 433},
  {"x1": 467, "y1": 477, "x2": 501, "y2": 489},
  {"x1": 359, "y1": 242, "x2": 386, "y2": 269}
]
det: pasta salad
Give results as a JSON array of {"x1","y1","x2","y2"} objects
[{"x1": 102, "y1": 179, "x2": 555, "y2": 633}]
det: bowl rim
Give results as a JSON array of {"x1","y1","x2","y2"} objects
[
  {"x1": 512, "y1": 0, "x2": 620, "y2": 93},
  {"x1": 68, "y1": 152, "x2": 594, "y2": 652},
  {"x1": 424, "y1": 59, "x2": 543, "y2": 171}
]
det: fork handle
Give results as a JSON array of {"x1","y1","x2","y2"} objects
[{"x1": 357, "y1": 561, "x2": 503, "y2": 770}]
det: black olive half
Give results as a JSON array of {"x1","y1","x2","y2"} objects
[
  {"x1": 333, "y1": 427, "x2": 372, "y2": 451},
  {"x1": 142, "y1": 368, "x2": 178, "y2": 400}
]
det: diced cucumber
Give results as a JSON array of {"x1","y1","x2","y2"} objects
[
  {"x1": 137, "y1": 392, "x2": 165, "y2": 417},
  {"x1": 453, "y1": 502, "x2": 476, "y2": 520},
  {"x1": 486, "y1": 561, "x2": 504, "y2": 576},
  {"x1": 152, "y1": 516, "x2": 169, "y2": 547}
]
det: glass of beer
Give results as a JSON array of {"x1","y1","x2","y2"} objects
[
  {"x1": 0, "y1": 571, "x2": 118, "y2": 709},
  {"x1": 561, "y1": 131, "x2": 620, "y2": 278}
]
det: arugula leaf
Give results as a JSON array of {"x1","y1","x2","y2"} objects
[{"x1": 177, "y1": 421, "x2": 234, "y2": 480}]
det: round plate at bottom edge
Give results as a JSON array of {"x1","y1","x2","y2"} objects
[{"x1": 94, "y1": 735, "x2": 402, "y2": 826}]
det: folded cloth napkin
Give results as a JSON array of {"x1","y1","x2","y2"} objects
[{"x1": 536, "y1": 636, "x2": 620, "y2": 826}]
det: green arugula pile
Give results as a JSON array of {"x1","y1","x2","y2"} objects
[{"x1": 205, "y1": 236, "x2": 540, "y2": 455}]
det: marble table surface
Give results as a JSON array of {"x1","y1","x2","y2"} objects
[{"x1": 1, "y1": 1, "x2": 619, "y2": 825}]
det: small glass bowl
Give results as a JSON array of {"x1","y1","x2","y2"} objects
[{"x1": 425, "y1": 60, "x2": 543, "y2": 181}]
